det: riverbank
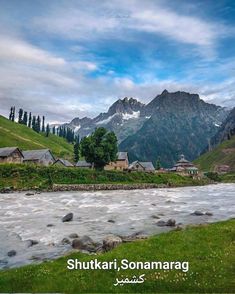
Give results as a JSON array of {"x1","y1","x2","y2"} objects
[
  {"x1": 0, "y1": 164, "x2": 211, "y2": 193},
  {"x1": 0, "y1": 219, "x2": 234, "y2": 293}
]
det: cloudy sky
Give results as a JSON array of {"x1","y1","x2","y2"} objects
[{"x1": 0, "y1": 0, "x2": 235, "y2": 123}]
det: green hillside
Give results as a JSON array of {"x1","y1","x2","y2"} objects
[
  {"x1": 0, "y1": 115, "x2": 74, "y2": 160},
  {"x1": 194, "y1": 135, "x2": 235, "y2": 171}
]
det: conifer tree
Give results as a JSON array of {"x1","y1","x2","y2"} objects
[
  {"x1": 32, "y1": 116, "x2": 36, "y2": 131},
  {"x1": 36, "y1": 115, "x2": 41, "y2": 133},
  {"x1": 23, "y1": 111, "x2": 28, "y2": 125},
  {"x1": 9, "y1": 107, "x2": 13, "y2": 120},
  {"x1": 12, "y1": 106, "x2": 15, "y2": 121},
  {"x1": 46, "y1": 123, "x2": 50, "y2": 137},
  {"x1": 74, "y1": 135, "x2": 80, "y2": 162},
  {"x1": 52, "y1": 126, "x2": 56, "y2": 134},
  {"x1": 18, "y1": 108, "x2": 23, "y2": 124},
  {"x1": 28, "y1": 112, "x2": 32, "y2": 128},
  {"x1": 42, "y1": 116, "x2": 45, "y2": 132},
  {"x1": 156, "y1": 157, "x2": 161, "y2": 170}
]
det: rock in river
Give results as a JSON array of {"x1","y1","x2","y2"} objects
[
  {"x1": 26, "y1": 239, "x2": 39, "y2": 247},
  {"x1": 69, "y1": 233, "x2": 79, "y2": 239},
  {"x1": 192, "y1": 210, "x2": 204, "y2": 216},
  {"x1": 156, "y1": 220, "x2": 166, "y2": 227},
  {"x1": 72, "y1": 235, "x2": 96, "y2": 252},
  {"x1": 61, "y1": 238, "x2": 71, "y2": 245},
  {"x1": 166, "y1": 219, "x2": 176, "y2": 227},
  {"x1": 62, "y1": 213, "x2": 73, "y2": 222},
  {"x1": 7, "y1": 250, "x2": 16, "y2": 257},
  {"x1": 103, "y1": 235, "x2": 122, "y2": 252}
]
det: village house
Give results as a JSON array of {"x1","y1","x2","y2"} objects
[
  {"x1": 170, "y1": 154, "x2": 198, "y2": 175},
  {"x1": 214, "y1": 164, "x2": 230, "y2": 174},
  {"x1": 0, "y1": 147, "x2": 24, "y2": 164},
  {"x1": 22, "y1": 149, "x2": 55, "y2": 166},
  {"x1": 76, "y1": 160, "x2": 93, "y2": 169},
  {"x1": 104, "y1": 152, "x2": 129, "y2": 171},
  {"x1": 128, "y1": 160, "x2": 155, "y2": 172},
  {"x1": 53, "y1": 158, "x2": 74, "y2": 167}
]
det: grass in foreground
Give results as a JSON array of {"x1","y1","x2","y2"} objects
[
  {"x1": 0, "y1": 164, "x2": 209, "y2": 191},
  {"x1": 0, "y1": 220, "x2": 234, "y2": 293}
]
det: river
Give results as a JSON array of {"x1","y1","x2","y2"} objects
[{"x1": 0, "y1": 183, "x2": 234, "y2": 269}]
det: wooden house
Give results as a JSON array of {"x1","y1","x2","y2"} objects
[
  {"x1": 128, "y1": 160, "x2": 155, "y2": 172},
  {"x1": 0, "y1": 147, "x2": 24, "y2": 163},
  {"x1": 76, "y1": 160, "x2": 93, "y2": 169},
  {"x1": 54, "y1": 158, "x2": 74, "y2": 167},
  {"x1": 171, "y1": 154, "x2": 198, "y2": 175},
  {"x1": 22, "y1": 149, "x2": 55, "y2": 166},
  {"x1": 104, "y1": 152, "x2": 129, "y2": 171}
]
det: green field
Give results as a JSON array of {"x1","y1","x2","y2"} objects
[
  {"x1": 0, "y1": 115, "x2": 73, "y2": 160},
  {"x1": 0, "y1": 220, "x2": 234, "y2": 293},
  {"x1": 194, "y1": 136, "x2": 235, "y2": 172},
  {"x1": 0, "y1": 164, "x2": 209, "y2": 191}
]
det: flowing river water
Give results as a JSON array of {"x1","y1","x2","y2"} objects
[{"x1": 0, "y1": 183, "x2": 234, "y2": 269}]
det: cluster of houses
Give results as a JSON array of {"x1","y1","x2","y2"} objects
[{"x1": 0, "y1": 146, "x2": 199, "y2": 176}]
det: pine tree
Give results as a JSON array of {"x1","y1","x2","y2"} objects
[
  {"x1": 52, "y1": 126, "x2": 56, "y2": 134},
  {"x1": 42, "y1": 116, "x2": 45, "y2": 132},
  {"x1": 23, "y1": 111, "x2": 28, "y2": 125},
  {"x1": 74, "y1": 135, "x2": 80, "y2": 162},
  {"x1": 156, "y1": 157, "x2": 161, "y2": 170},
  {"x1": 28, "y1": 112, "x2": 32, "y2": 128},
  {"x1": 32, "y1": 116, "x2": 36, "y2": 131},
  {"x1": 46, "y1": 123, "x2": 50, "y2": 137},
  {"x1": 9, "y1": 107, "x2": 13, "y2": 120},
  {"x1": 36, "y1": 115, "x2": 41, "y2": 133},
  {"x1": 12, "y1": 106, "x2": 15, "y2": 121},
  {"x1": 18, "y1": 108, "x2": 23, "y2": 124}
]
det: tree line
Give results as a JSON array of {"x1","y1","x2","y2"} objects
[{"x1": 9, "y1": 106, "x2": 77, "y2": 143}]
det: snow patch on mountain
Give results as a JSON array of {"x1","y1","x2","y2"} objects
[
  {"x1": 74, "y1": 125, "x2": 81, "y2": 132},
  {"x1": 96, "y1": 113, "x2": 117, "y2": 125},
  {"x1": 122, "y1": 111, "x2": 140, "y2": 120}
]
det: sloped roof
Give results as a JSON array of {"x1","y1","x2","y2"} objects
[
  {"x1": 76, "y1": 160, "x2": 92, "y2": 167},
  {"x1": 139, "y1": 161, "x2": 155, "y2": 171},
  {"x1": 22, "y1": 149, "x2": 54, "y2": 161},
  {"x1": 129, "y1": 160, "x2": 155, "y2": 171},
  {"x1": 0, "y1": 147, "x2": 23, "y2": 158},
  {"x1": 54, "y1": 158, "x2": 74, "y2": 167},
  {"x1": 117, "y1": 152, "x2": 128, "y2": 161}
]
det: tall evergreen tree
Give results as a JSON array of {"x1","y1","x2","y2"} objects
[
  {"x1": 18, "y1": 108, "x2": 23, "y2": 124},
  {"x1": 46, "y1": 123, "x2": 50, "y2": 137},
  {"x1": 36, "y1": 115, "x2": 41, "y2": 133},
  {"x1": 52, "y1": 126, "x2": 56, "y2": 135},
  {"x1": 28, "y1": 112, "x2": 32, "y2": 128},
  {"x1": 32, "y1": 116, "x2": 36, "y2": 131},
  {"x1": 9, "y1": 107, "x2": 13, "y2": 120},
  {"x1": 156, "y1": 157, "x2": 161, "y2": 170},
  {"x1": 74, "y1": 135, "x2": 80, "y2": 162},
  {"x1": 42, "y1": 116, "x2": 45, "y2": 132},
  {"x1": 12, "y1": 106, "x2": 15, "y2": 122},
  {"x1": 23, "y1": 111, "x2": 28, "y2": 125}
]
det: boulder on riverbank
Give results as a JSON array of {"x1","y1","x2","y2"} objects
[
  {"x1": 62, "y1": 213, "x2": 73, "y2": 222},
  {"x1": 102, "y1": 235, "x2": 122, "y2": 252},
  {"x1": 72, "y1": 235, "x2": 96, "y2": 252},
  {"x1": 69, "y1": 233, "x2": 79, "y2": 239}
]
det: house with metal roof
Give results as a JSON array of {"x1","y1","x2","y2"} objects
[
  {"x1": 128, "y1": 160, "x2": 155, "y2": 172},
  {"x1": 76, "y1": 160, "x2": 93, "y2": 169},
  {"x1": 22, "y1": 149, "x2": 55, "y2": 166},
  {"x1": 0, "y1": 147, "x2": 24, "y2": 164},
  {"x1": 104, "y1": 151, "x2": 129, "y2": 171},
  {"x1": 54, "y1": 158, "x2": 74, "y2": 167}
]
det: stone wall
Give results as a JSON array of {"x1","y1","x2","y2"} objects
[{"x1": 52, "y1": 183, "x2": 169, "y2": 191}]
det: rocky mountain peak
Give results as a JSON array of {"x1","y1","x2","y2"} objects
[{"x1": 107, "y1": 97, "x2": 144, "y2": 115}]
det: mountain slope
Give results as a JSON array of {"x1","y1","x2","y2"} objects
[
  {"x1": 119, "y1": 90, "x2": 228, "y2": 167},
  {"x1": 0, "y1": 115, "x2": 73, "y2": 160},
  {"x1": 194, "y1": 135, "x2": 235, "y2": 171},
  {"x1": 64, "y1": 97, "x2": 146, "y2": 142},
  {"x1": 209, "y1": 107, "x2": 235, "y2": 148}
]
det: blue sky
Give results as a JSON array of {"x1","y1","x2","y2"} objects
[{"x1": 0, "y1": 0, "x2": 235, "y2": 122}]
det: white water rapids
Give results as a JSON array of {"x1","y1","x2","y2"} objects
[{"x1": 0, "y1": 183, "x2": 234, "y2": 269}]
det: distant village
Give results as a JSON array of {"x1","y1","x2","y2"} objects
[{"x1": 0, "y1": 146, "x2": 200, "y2": 177}]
